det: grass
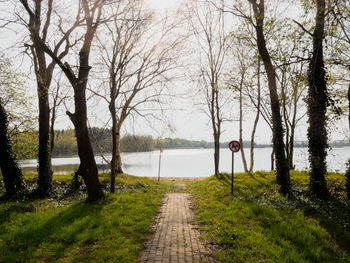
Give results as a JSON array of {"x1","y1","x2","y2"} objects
[
  {"x1": 0, "y1": 174, "x2": 169, "y2": 263},
  {"x1": 1, "y1": 171, "x2": 349, "y2": 262},
  {"x1": 187, "y1": 171, "x2": 350, "y2": 263}
]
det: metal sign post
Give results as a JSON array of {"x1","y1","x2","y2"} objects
[{"x1": 228, "y1": 140, "x2": 241, "y2": 195}]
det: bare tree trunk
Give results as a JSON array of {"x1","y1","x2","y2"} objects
[
  {"x1": 211, "y1": 83, "x2": 220, "y2": 176},
  {"x1": 288, "y1": 87, "x2": 299, "y2": 170},
  {"x1": 68, "y1": 78, "x2": 103, "y2": 202},
  {"x1": 249, "y1": 59, "x2": 261, "y2": 172},
  {"x1": 110, "y1": 113, "x2": 123, "y2": 193},
  {"x1": 282, "y1": 74, "x2": 291, "y2": 170},
  {"x1": 239, "y1": 76, "x2": 248, "y2": 172},
  {"x1": 289, "y1": 123, "x2": 296, "y2": 170},
  {"x1": 214, "y1": 134, "x2": 220, "y2": 176},
  {"x1": 115, "y1": 130, "x2": 123, "y2": 174},
  {"x1": 49, "y1": 107, "x2": 55, "y2": 156},
  {"x1": 249, "y1": 0, "x2": 290, "y2": 194},
  {"x1": 36, "y1": 77, "x2": 53, "y2": 195},
  {"x1": 307, "y1": 0, "x2": 329, "y2": 198},
  {"x1": 110, "y1": 107, "x2": 117, "y2": 193},
  {"x1": 20, "y1": 0, "x2": 105, "y2": 202},
  {"x1": 0, "y1": 99, "x2": 26, "y2": 197}
]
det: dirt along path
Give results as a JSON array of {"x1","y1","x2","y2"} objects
[{"x1": 139, "y1": 186, "x2": 215, "y2": 263}]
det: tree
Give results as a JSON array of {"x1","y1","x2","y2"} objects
[
  {"x1": 306, "y1": 0, "x2": 329, "y2": 198},
  {"x1": 217, "y1": 0, "x2": 290, "y2": 191},
  {"x1": 23, "y1": 0, "x2": 107, "y2": 202},
  {"x1": 329, "y1": 0, "x2": 350, "y2": 198},
  {"x1": 0, "y1": 98, "x2": 26, "y2": 197},
  {"x1": 0, "y1": 54, "x2": 35, "y2": 134},
  {"x1": 227, "y1": 25, "x2": 262, "y2": 173},
  {"x1": 93, "y1": 2, "x2": 182, "y2": 192},
  {"x1": 186, "y1": 0, "x2": 229, "y2": 176},
  {"x1": 18, "y1": 0, "x2": 83, "y2": 195},
  {"x1": 0, "y1": 53, "x2": 32, "y2": 197},
  {"x1": 270, "y1": 19, "x2": 309, "y2": 170},
  {"x1": 226, "y1": 0, "x2": 290, "y2": 193}
]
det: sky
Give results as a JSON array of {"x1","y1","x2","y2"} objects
[{"x1": 0, "y1": 0, "x2": 348, "y2": 144}]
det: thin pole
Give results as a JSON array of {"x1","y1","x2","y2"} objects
[
  {"x1": 158, "y1": 148, "x2": 162, "y2": 182},
  {"x1": 231, "y1": 151, "x2": 234, "y2": 195}
]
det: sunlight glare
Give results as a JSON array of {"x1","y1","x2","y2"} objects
[{"x1": 144, "y1": 0, "x2": 183, "y2": 11}]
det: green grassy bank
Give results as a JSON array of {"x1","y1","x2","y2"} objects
[
  {"x1": 188, "y1": 171, "x2": 350, "y2": 263},
  {"x1": 0, "y1": 174, "x2": 169, "y2": 263}
]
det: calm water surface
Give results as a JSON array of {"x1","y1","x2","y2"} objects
[{"x1": 21, "y1": 147, "x2": 350, "y2": 177}]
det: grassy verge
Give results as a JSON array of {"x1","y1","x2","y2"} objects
[
  {"x1": 0, "y1": 174, "x2": 168, "y2": 263},
  {"x1": 188, "y1": 171, "x2": 350, "y2": 263}
]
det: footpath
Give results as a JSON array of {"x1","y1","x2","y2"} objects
[{"x1": 139, "y1": 187, "x2": 215, "y2": 263}]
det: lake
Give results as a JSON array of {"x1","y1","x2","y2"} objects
[{"x1": 20, "y1": 147, "x2": 350, "y2": 177}]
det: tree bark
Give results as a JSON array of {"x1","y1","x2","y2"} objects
[
  {"x1": 69, "y1": 78, "x2": 103, "y2": 202},
  {"x1": 249, "y1": 59, "x2": 261, "y2": 172},
  {"x1": 110, "y1": 107, "x2": 123, "y2": 193},
  {"x1": 307, "y1": 0, "x2": 329, "y2": 198},
  {"x1": 0, "y1": 99, "x2": 26, "y2": 197},
  {"x1": 110, "y1": 107, "x2": 117, "y2": 193},
  {"x1": 115, "y1": 130, "x2": 123, "y2": 174},
  {"x1": 211, "y1": 84, "x2": 221, "y2": 176},
  {"x1": 22, "y1": 0, "x2": 54, "y2": 195},
  {"x1": 64, "y1": 1, "x2": 104, "y2": 202},
  {"x1": 239, "y1": 71, "x2": 248, "y2": 172},
  {"x1": 20, "y1": 0, "x2": 105, "y2": 202},
  {"x1": 214, "y1": 133, "x2": 220, "y2": 176},
  {"x1": 249, "y1": 0, "x2": 290, "y2": 194},
  {"x1": 36, "y1": 69, "x2": 53, "y2": 195}
]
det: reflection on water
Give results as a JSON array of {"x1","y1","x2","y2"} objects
[{"x1": 21, "y1": 147, "x2": 350, "y2": 177}]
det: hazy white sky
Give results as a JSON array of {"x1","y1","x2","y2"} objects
[
  {"x1": 0, "y1": 0, "x2": 348, "y2": 144},
  {"x1": 144, "y1": 0, "x2": 184, "y2": 11}
]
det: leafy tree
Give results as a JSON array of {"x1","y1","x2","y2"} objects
[
  {"x1": 0, "y1": 54, "x2": 35, "y2": 133},
  {"x1": 0, "y1": 54, "x2": 38, "y2": 160},
  {"x1": 0, "y1": 98, "x2": 26, "y2": 197},
  {"x1": 329, "y1": 0, "x2": 350, "y2": 198},
  {"x1": 13, "y1": 131, "x2": 38, "y2": 160},
  {"x1": 225, "y1": 0, "x2": 290, "y2": 193},
  {"x1": 306, "y1": 0, "x2": 330, "y2": 198}
]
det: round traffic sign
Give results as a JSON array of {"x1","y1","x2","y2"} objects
[{"x1": 228, "y1": 140, "x2": 241, "y2": 152}]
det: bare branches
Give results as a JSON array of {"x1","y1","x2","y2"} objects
[{"x1": 293, "y1": 19, "x2": 313, "y2": 37}]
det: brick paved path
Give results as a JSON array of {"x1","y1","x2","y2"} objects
[{"x1": 139, "y1": 193, "x2": 215, "y2": 263}]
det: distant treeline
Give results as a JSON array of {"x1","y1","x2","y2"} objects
[{"x1": 13, "y1": 128, "x2": 350, "y2": 158}]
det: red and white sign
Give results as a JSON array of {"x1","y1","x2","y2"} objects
[{"x1": 228, "y1": 140, "x2": 241, "y2": 152}]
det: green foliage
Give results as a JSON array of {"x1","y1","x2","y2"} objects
[
  {"x1": 154, "y1": 137, "x2": 212, "y2": 149},
  {"x1": 12, "y1": 131, "x2": 38, "y2": 160},
  {"x1": 188, "y1": 172, "x2": 350, "y2": 262},
  {"x1": 345, "y1": 160, "x2": 350, "y2": 199},
  {"x1": 53, "y1": 129, "x2": 78, "y2": 156},
  {"x1": 120, "y1": 134, "x2": 154, "y2": 152},
  {"x1": 0, "y1": 53, "x2": 36, "y2": 132},
  {"x1": 49, "y1": 128, "x2": 218, "y2": 156},
  {"x1": 0, "y1": 175, "x2": 166, "y2": 262}
]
